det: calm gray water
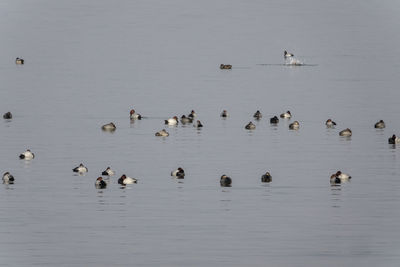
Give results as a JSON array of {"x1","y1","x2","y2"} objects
[{"x1": 1, "y1": 0, "x2": 400, "y2": 266}]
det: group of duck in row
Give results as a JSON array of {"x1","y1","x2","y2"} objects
[
  {"x1": 2, "y1": 105, "x2": 395, "y2": 187},
  {"x1": 87, "y1": 165, "x2": 273, "y2": 188},
  {"x1": 100, "y1": 109, "x2": 203, "y2": 137},
  {"x1": 3, "y1": 157, "x2": 349, "y2": 187},
  {"x1": 98, "y1": 108, "x2": 391, "y2": 139}
]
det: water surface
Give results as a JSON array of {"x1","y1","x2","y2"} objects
[{"x1": 1, "y1": 1, "x2": 400, "y2": 266}]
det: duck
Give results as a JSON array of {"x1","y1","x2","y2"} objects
[
  {"x1": 220, "y1": 110, "x2": 229, "y2": 118},
  {"x1": 73, "y1": 163, "x2": 88, "y2": 173},
  {"x1": 220, "y1": 64, "x2": 232, "y2": 69},
  {"x1": 335, "y1": 171, "x2": 351, "y2": 181},
  {"x1": 330, "y1": 174, "x2": 341, "y2": 185},
  {"x1": 194, "y1": 120, "x2": 203, "y2": 128},
  {"x1": 261, "y1": 172, "x2": 272, "y2": 183},
  {"x1": 325, "y1": 119, "x2": 337, "y2": 128},
  {"x1": 374, "y1": 120, "x2": 385, "y2": 129},
  {"x1": 280, "y1": 111, "x2": 292, "y2": 118},
  {"x1": 284, "y1": 50, "x2": 294, "y2": 59},
  {"x1": 19, "y1": 149, "x2": 34, "y2": 160},
  {"x1": 129, "y1": 109, "x2": 142, "y2": 120},
  {"x1": 2, "y1": 172, "x2": 14, "y2": 184},
  {"x1": 180, "y1": 115, "x2": 193, "y2": 124},
  {"x1": 101, "y1": 167, "x2": 115, "y2": 176},
  {"x1": 165, "y1": 116, "x2": 178, "y2": 125},
  {"x1": 155, "y1": 129, "x2": 169, "y2": 137},
  {"x1": 188, "y1": 110, "x2": 197, "y2": 119},
  {"x1": 388, "y1": 134, "x2": 400, "y2": 144},
  {"x1": 118, "y1": 174, "x2": 137, "y2": 185},
  {"x1": 171, "y1": 167, "x2": 185, "y2": 179},
  {"x1": 253, "y1": 110, "x2": 262, "y2": 119},
  {"x1": 339, "y1": 128, "x2": 352, "y2": 136},
  {"x1": 270, "y1": 116, "x2": 279, "y2": 124},
  {"x1": 245, "y1": 121, "x2": 256, "y2": 130},
  {"x1": 95, "y1": 177, "x2": 107, "y2": 189},
  {"x1": 220, "y1": 175, "x2": 232, "y2": 187},
  {"x1": 15, "y1": 57, "x2": 24, "y2": 64},
  {"x1": 3, "y1": 112, "x2": 12, "y2": 119},
  {"x1": 101, "y1": 122, "x2": 116, "y2": 131},
  {"x1": 289, "y1": 121, "x2": 300, "y2": 130}
]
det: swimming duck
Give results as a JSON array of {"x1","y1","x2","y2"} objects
[
  {"x1": 194, "y1": 120, "x2": 203, "y2": 128},
  {"x1": 280, "y1": 111, "x2": 292, "y2": 118},
  {"x1": 73, "y1": 163, "x2": 88, "y2": 173},
  {"x1": 284, "y1": 50, "x2": 294, "y2": 59},
  {"x1": 253, "y1": 110, "x2": 262, "y2": 119},
  {"x1": 245, "y1": 121, "x2": 256, "y2": 130},
  {"x1": 335, "y1": 171, "x2": 351, "y2": 181},
  {"x1": 155, "y1": 129, "x2": 169, "y2": 137},
  {"x1": 325, "y1": 119, "x2": 337, "y2": 128},
  {"x1": 261, "y1": 172, "x2": 272, "y2": 183},
  {"x1": 180, "y1": 115, "x2": 192, "y2": 124},
  {"x1": 2, "y1": 172, "x2": 14, "y2": 184},
  {"x1": 374, "y1": 120, "x2": 385, "y2": 129},
  {"x1": 118, "y1": 174, "x2": 137, "y2": 185},
  {"x1": 129, "y1": 109, "x2": 142, "y2": 120},
  {"x1": 289, "y1": 121, "x2": 300, "y2": 130},
  {"x1": 220, "y1": 110, "x2": 229, "y2": 118},
  {"x1": 339, "y1": 128, "x2": 352, "y2": 136},
  {"x1": 388, "y1": 134, "x2": 400, "y2": 144},
  {"x1": 102, "y1": 167, "x2": 115, "y2": 176},
  {"x1": 15, "y1": 57, "x2": 24, "y2": 64},
  {"x1": 188, "y1": 110, "x2": 197, "y2": 119},
  {"x1": 330, "y1": 174, "x2": 341, "y2": 185},
  {"x1": 3, "y1": 112, "x2": 12, "y2": 119},
  {"x1": 95, "y1": 177, "x2": 107, "y2": 189},
  {"x1": 171, "y1": 167, "x2": 185, "y2": 179},
  {"x1": 270, "y1": 116, "x2": 279, "y2": 124},
  {"x1": 220, "y1": 175, "x2": 232, "y2": 187},
  {"x1": 220, "y1": 64, "x2": 232, "y2": 69},
  {"x1": 101, "y1": 122, "x2": 116, "y2": 131},
  {"x1": 165, "y1": 116, "x2": 178, "y2": 125},
  {"x1": 19, "y1": 149, "x2": 34, "y2": 160}
]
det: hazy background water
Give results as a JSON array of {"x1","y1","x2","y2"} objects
[{"x1": 1, "y1": 0, "x2": 400, "y2": 266}]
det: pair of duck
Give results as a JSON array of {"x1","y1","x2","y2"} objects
[
  {"x1": 95, "y1": 174, "x2": 138, "y2": 189},
  {"x1": 332, "y1": 120, "x2": 385, "y2": 137},
  {"x1": 330, "y1": 171, "x2": 351, "y2": 185},
  {"x1": 166, "y1": 110, "x2": 197, "y2": 125},
  {"x1": 252, "y1": 110, "x2": 291, "y2": 120},
  {"x1": 326, "y1": 119, "x2": 351, "y2": 136},
  {"x1": 97, "y1": 168, "x2": 185, "y2": 188},
  {"x1": 220, "y1": 172, "x2": 272, "y2": 187},
  {"x1": 245, "y1": 120, "x2": 299, "y2": 130},
  {"x1": 101, "y1": 109, "x2": 142, "y2": 132},
  {"x1": 73, "y1": 164, "x2": 116, "y2": 176}
]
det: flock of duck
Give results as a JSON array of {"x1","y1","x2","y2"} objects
[{"x1": 3, "y1": 54, "x2": 398, "y2": 187}]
